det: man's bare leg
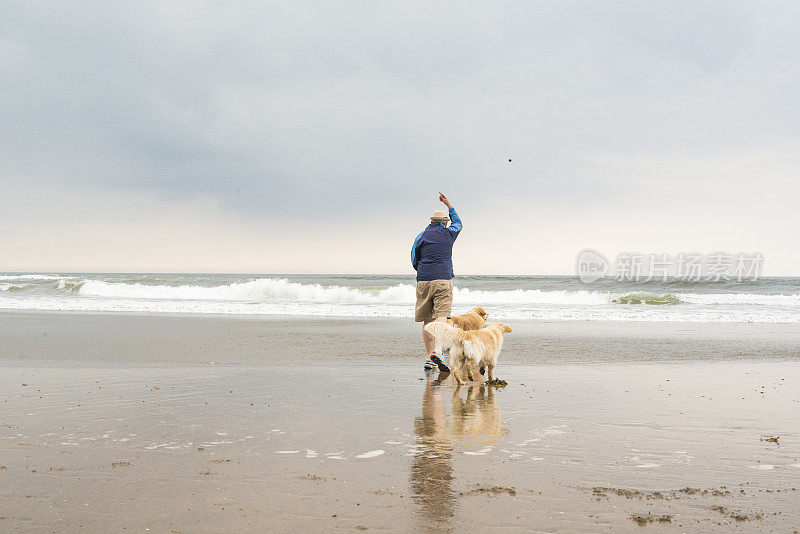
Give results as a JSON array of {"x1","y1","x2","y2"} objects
[
  {"x1": 424, "y1": 317, "x2": 450, "y2": 372},
  {"x1": 423, "y1": 319, "x2": 435, "y2": 357},
  {"x1": 423, "y1": 316, "x2": 448, "y2": 356}
]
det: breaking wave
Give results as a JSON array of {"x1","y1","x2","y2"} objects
[
  {"x1": 0, "y1": 283, "x2": 29, "y2": 292},
  {"x1": 69, "y1": 278, "x2": 800, "y2": 308},
  {"x1": 73, "y1": 279, "x2": 676, "y2": 306},
  {"x1": 612, "y1": 293, "x2": 682, "y2": 305},
  {"x1": 76, "y1": 279, "x2": 414, "y2": 304},
  {"x1": 1, "y1": 274, "x2": 799, "y2": 322}
]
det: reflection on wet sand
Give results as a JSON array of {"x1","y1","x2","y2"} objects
[
  {"x1": 410, "y1": 376, "x2": 506, "y2": 529},
  {"x1": 450, "y1": 383, "x2": 507, "y2": 440}
]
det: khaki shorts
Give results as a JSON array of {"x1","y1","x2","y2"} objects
[{"x1": 414, "y1": 279, "x2": 453, "y2": 323}]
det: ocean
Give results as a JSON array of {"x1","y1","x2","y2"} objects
[{"x1": 2, "y1": 273, "x2": 800, "y2": 323}]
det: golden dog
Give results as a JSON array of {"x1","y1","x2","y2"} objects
[
  {"x1": 424, "y1": 321, "x2": 512, "y2": 385},
  {"x1": 447, "y1": 307, "x2": 488, "y2": 331},
  {"x1": 443, "y1": 307, "x2": 488, "y2": 378}
]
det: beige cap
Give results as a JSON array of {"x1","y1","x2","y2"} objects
[{"x1": 430, "y1": 209, "x2": 450, "y2": 221}]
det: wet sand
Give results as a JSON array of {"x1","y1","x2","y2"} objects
[
  {"x1": 1, "y1": 312, "x2": 800, "y2": 532},
  {"x1": 2, "y1": 310, "x2": 799, "y2": 365}
]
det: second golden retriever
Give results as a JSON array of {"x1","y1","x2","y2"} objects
[{"x1": 447, "y1": 307, "x2": 488, "y2": 331}]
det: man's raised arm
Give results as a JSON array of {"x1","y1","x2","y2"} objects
[
  {"x1": 439, "y1": 192, "x2": 462, "y2": 235},
  {"x1": 447, "y1": 207, "x2": 462, "y2": 234}
]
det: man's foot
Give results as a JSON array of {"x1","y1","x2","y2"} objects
[
  {"x1": 424, "y1": 358, "x2": 436, "y2": 371},
  {"x1": 429, "y1": 352, "x2": 450, "y2": 373}
]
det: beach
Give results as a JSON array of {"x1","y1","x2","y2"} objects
[
  {"x1": 7, "y1": 1, "x2": 800, "y2": 530},
  {"x1": 2, "y1": 311, "x2": 800, "y2": 365},
  {"x1": 2, "y1": 311, "x2": 799, "y2": 532}
]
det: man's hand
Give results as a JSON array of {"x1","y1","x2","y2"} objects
[{"x1": 438, "y1": 192, "x2": 452, "y2": 209}]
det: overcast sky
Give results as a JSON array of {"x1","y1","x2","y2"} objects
[{"x1": 2, "y1": 1, "x2": 799, "y2": 274}]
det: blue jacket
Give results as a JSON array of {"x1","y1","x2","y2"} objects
[{"x1": 411, "y1": 207, "x2": 462, "y2": 281}]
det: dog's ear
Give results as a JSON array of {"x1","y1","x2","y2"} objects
[{"x1": 476, "y1": 307, "x2": 487, "y2": 318}]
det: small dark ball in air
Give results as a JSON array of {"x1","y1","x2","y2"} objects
[{"x1": 508, "y1": 158, "x2": 512, "y2": 162}]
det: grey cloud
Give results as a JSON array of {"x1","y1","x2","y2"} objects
[{"x1": 2, "y1": 1, "x2": 800, "y2": 223}]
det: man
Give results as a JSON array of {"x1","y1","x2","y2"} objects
[{"x1": 411, "y1": 192, "x2": 462, "y2": 372}]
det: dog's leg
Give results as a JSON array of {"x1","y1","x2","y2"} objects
[
  {"x1": 447, "y1": 346, "x2": 457, "y2": 374},
  {"x1": 452, "y1": 362, "x2": 465, "y2": 385},
  {"x1": 460, "y1": 353, "x2": 473, "y2": 384},
  {"x1": 486, "y1": 362, "x2": 495, "y2": 383},
  {"x1": 447, "y1": 348, "x2": 464, "y2": 385},
  {"x1": 451, "y1": 348, "x2": 468, "y2": 385},
  {"x1": 453, "y1": 348, "x2": 472, "y2": 381}
]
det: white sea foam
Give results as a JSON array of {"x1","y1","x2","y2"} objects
[
  {"x1": 72, "y1": 278, "x2": 800, "y2": 308},
  {"x1": 0, "y1": 274, "x2": 65, "y2": 281},
  {"x1": 0, "y1": 294, "x2": 798, "y2": 322},
  {"x1": 356, "y1": 450, "x2": 385, "y2": 459},
  {"x1": 77, "y1": 278, "x2": 415, "y2": 304},
  {"x1": 682, "y1": 292, "x2": 800, "y2": 306},
  {"x1": 71, "y1": 278, "x2": 652, "y2": 306},
  {"x1": 1, "y1": 275, "x2": 799, "y2": 322}
]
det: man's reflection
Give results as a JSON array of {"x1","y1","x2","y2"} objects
[{"x1": 410, "y1": 376, "x2": 506, "y2": 528}]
